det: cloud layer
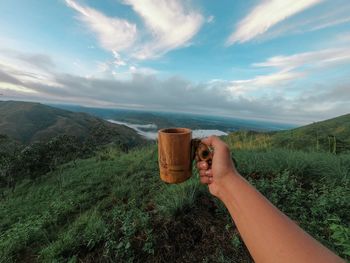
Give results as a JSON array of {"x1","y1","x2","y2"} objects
[
  {"x1": 66, "y1": 0, "x2": 203, "y2": 60},
  {"x1": 65, "y1": 0, "x2": 137, "y2": 52},
  {"x1": 260, "y1": 3, "x2": 350, "y2": 41},
  {"x1": 1, "y1": 1, "x2": 350, "y2": 125},
  {"x1": 254, "y1": 47, "x2": 350, "y2": 69},
  {"x1": 1, "y1": 47, "x2": 350, "y2": 124},
  {"x1": 227, "y1": 0, "x2": 322, "y2": 44},
  {"x1": 124, "y1": 0, "x2": 203, "y2": 59}
]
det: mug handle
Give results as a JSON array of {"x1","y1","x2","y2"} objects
[{"x1": 192, "y1": 139, "x2": 213, "y2": 164}]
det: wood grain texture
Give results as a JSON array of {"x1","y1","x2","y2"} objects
[{"x1": 158, "y1": 128, "x2": 192, "y2": 184}]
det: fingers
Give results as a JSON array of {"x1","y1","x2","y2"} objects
[
  {"x1": 196, "y1": 160, "x2": 213, "y2": 185},
  {"x1": 196, "y1": 161, "x2": 208, "y2": 170},
  {"x1": 200, "y1": 176, "x2": 213, "y2": 184},
  {"x1": 199, "y1": 169, "x2": 213, "y2": 177}
]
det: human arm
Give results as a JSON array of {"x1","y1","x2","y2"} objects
[{"x1": 197, "y1": 136, "x2": 345, "y2": 263}]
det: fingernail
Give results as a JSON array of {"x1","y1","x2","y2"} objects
[{"x1": 205, "y1": 170, "x2": 210, "y2": 175}]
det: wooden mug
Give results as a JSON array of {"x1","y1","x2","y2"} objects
[{"x1": 158, "y1": 128, "x2": 212, "y2": 184}]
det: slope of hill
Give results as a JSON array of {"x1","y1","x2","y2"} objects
[
  {"x1": 273, "y1": 113, "x2": 350, "y2": 151},
  {"x1": 0, "y1": 110, "x2": 349, "y2": 261},
  {"x1": 291, "y1": 113, "x2": 350, "y2": 138},
  {"x1": 227, "y1": 113, "x2": 350, "y2": 153},
  {"x1": 0, "y1": 101, "x2": 145, "y2": 147},
  {"x1": 0, "y1": 144, "x2": 349, "y2": 262}
]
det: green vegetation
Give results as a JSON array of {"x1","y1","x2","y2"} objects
[
  {"x1": 0, "y1": 141, "x2": 349, "y2": 262},
  {"x1": 0, "y1": 101, "x2": 146, "y2": 193},
  {"x1": 0, "y1": 101, "x2": 144, "y2": 146},
  {"x1": 0, "y1": 107, "x2": 349, "y2": 262},
  {"x1": 226, "y1": 113, "x2": 350, "y2": 153}
]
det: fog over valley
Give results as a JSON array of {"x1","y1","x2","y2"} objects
[{"x1": 107, "y1": 119, "x2": 228, "y2": 140}]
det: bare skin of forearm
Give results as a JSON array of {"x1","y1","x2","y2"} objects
[{"x1": 219, "y1": 172, "x2": 345, "y2": 263}]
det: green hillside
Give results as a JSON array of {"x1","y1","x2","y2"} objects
[
  {"x1": 291, "y1": 113, "x2": 350, "y2": 139},
  {"x1": 0, "y1": 110, "x2": 349, "y2": 262},
  {"x1": 0, "y1": 144, "x2": 349, "y2": 262},
  {"x1": 274, "y1": 113, "x2": 350, "y2": 152},
  {"x1": 0, "y1": 101, "x2": 144, "y2": 147},
  {"x1": 227, "y1": 113, "x2": 350, "y2": 153}
]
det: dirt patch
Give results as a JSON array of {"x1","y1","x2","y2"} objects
[
  {"x1": 16, "y1": 247, "x2": 38, "y2": 263},
  {"x1": 152, "y1": 194, "x2": 252, "y2": 263},
  {"x1": 75, "y1": 244, "x2": 106, "y2": 263},
  {"x1": 75, "y1": 194, "x2": 253, "y2": 263}
]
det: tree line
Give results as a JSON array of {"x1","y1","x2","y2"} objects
[{"x1": 0, "y1": 133, "x2": 131, "y2": 197}]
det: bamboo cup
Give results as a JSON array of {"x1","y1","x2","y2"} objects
[{"x1": 158, "y1": 128, "x2": 212, "y2": 184}]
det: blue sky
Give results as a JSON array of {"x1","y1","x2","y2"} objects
[{"x1": 0, "y1": 0, "x2": 350, "y2": 124}]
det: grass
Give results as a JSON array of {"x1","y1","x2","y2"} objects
[
  {"x1": 0, "y1": 142, "x2": 349, "y2": 262},
  {"x1": 0, "y1": 101, "x2": 145, "y2": 146},
  {"x1": 40, "y1": 209, "x2": 107, "y2": 261},
  {"x1": 225, "y1": 113, "x2": 350, "y2": 153},
  {"x1": 154, "y1": 172, "x2": 206, "y2": 217}
]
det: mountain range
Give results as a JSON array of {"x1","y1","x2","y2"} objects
[
  {"x1": 1, "y1": 100, "x2": 349, "y2": 153},
  {"x1": 0, "y1": 101, "x2": 144, "y2": 147},
  {"x1": 0, "y1": 100, "x2": 349, "y2": 262}
]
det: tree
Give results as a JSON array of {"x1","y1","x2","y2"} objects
[{"x1": 0, "y1": 135, "x2": 22, "y2": 195}]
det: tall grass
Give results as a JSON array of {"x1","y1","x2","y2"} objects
[
  {"x1": 224, "y1": 130, "x2": 350, "y2": 154},
  {"x1": 0, "y1": 144, "x2": 349, "y2": 261},
  {"x1": 233, "y1": 149, "x2": 349, "y2": 184},
  {"x1": 154, "y1": 172, "x2": 206, "y2": 217}
]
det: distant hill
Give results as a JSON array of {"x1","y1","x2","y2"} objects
[
  {"x1": 290, "y1": 113, "x2": 350, "y2": 139},
  {"x1": 0, "y1": 104, "x2": 349, "y2": 262},
  {"x1": 0, "y1": 101, "x2": 145, "y2": 147},
  {"x1": 227, "y1": 113, "x2": 350, "y2": 153},
  {"x1": 53, "y1": 104, "x2": 295, "y2": 132},
  {"x1": 273, "y1": 114, "x2": 350, "y2": 151}
]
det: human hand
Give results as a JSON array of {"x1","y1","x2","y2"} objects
[{"x1": 196, "y1": 136, "x2": 238, "y2": 199}]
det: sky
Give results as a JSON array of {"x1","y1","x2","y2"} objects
[{"x1": 0, "y1": 0, "x2": 350, "y2": 124}]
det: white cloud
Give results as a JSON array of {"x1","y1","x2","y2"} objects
[
  {"x1": 129, "y1": 66, "x2": 158, "y2": 75},
  {"x1": 0, "y1": 82, "x2": 38, "y2": 94},
  {"x1": 223, "y1": 45, "x2": 350, "y2": 101},
  {"x1": 336, "y1": 32, "x2": 350, "y2": 44},
  {"x1": 260, "y1": 3, "x2": 350, "y2": 41},
  {"x1": 238, "y1": 70, "x2": 302, "y2": 87},
  {"x1": 230, "y1": 46, "x2": 350, "y2": 102},
  {"x1": 124, "y1": 0, "x2": 204, "y2": 59},
  {"x1": 207, "y1": 15, "x2": 215, "y2": 24},
  {"x1": 65, "y1": 0, "x2": 203, "y2": 64},
  {"x1": 224, "y1": 70, "x2": 303, "y2": 97},
  {"x1": 227, "y1": 0, "x2": 322, "y2": 45},
  {"x1": 92, "y1": 60, "x2": 157, "y2": 80},
  {"x1": 112, "y1": 51, "x2": 126, "y2": 67},
  {"x1": 310, "y1": 17, "x2": 350, "y2": 31},
  {"x1": 96, "y1": 62, "x2": 110, "y2": 73},
  {"x1": 65, "y1": 0, "x2": 137, "y2": 52},
  {"x1": 253, "y1": 47, "x2": 350, "y2": 69},
  {"x1": 1, "y1": 51, "x2": 350, "y2": 124},
  {"x1": 0, "y1": 50, "x2": 62, "y2": 88}
]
